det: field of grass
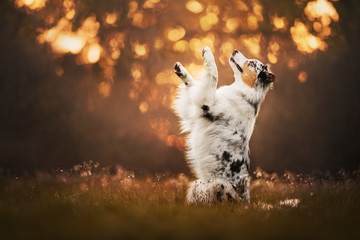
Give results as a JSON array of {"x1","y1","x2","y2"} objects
[{"x1": 1, "y1": 163, "x2": 360, "y2": 240}]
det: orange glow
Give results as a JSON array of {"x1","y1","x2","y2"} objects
[
  {"x1": 65, "y1": 9, "x2": 75, "y2": 20},
  {"x1": 132, "y1": 68, "x2": 142, "y2": 80},
  {"x1": 247, "y1": 15, "x2": 258, "y2": 30},
  {"x1": 235, "y1": 0, "x2": 249, "y2": 11},
  {"x1": 63, "y1": 0, "x2": 75, "y2": 20},
  {"x1": 154, "y1": 39, "x2": 164, "y2": 50},
  {"x1": 185, "y1": 0, "x2": 203, "y2": 14},
  {"x1": 287, "y1": 59, "x2": 298, "y2": 70},
  {"x1": 98, "y1": 81, "x2": 111, "y2": 97},
  {"x1": 225, "y1": 18, "x2": 240, "y2": 32},
  {"x1": 133, "y1": 43, "x2": 148, "y2": 57},
  {"x1": 167, "y1": 27, "x2": 186, "y2": 42},
  {"x1": 313, "y1": 22, "x2": 322, "y2": 32},
  {"x1": 109, "y1": 33, "x2": 125, "y2": 60},
  {"x1": 155, "y1": 69, "x2": 179, "y2": 85},
  {"x1": 321, "y1": 26, "x2": 331, "y2": 37},
  {"x1": 53, "y1": 34, "x2": 85, "y2": 54},
  {"x1": 55, "y1": 66, "x2": 64, "y2": 77},
  {"x1": 166, "y1": 135, "x2": 176, "y2": 147},
  {"x1": 219, "y1": 40, "x2": 235, "y2": 65},
  {"x1": 189, "y1": 35, "x2": 215, "y2": 60},
  {"x1": 267, "y1": 40, "x2": 280, "y2": 64},
  {"x1": 267, "y1": 53, "x2": 276, "y2": 64},
  {"x1": 304, "y1": 0, "x2": 339, "y2": 22},
  {"x1": 37, "y1": 16, "x2": 100, "y2": 56},
  {"x1": 16, "y1": 0, "x2": 47, "y2": 10},
  {"x1": 173, "y1": 40, "x2": 188, "y2": 52},
  {"x1": 143, "y1": 0, "x2": 160, "y2": 9},
  {"x1": 111, "y1": 49, "x2": 121, "y2": 60},
  {"x1": 139, "y1": 101, "x2": 149, "y2": 113},
  {"x1": 298, "y1": 71, "x2": 308, "y2": 83},
  {"x1": 105, "y1": 13, "x2": 118, "y2": 25},
  {"x1": 14, "y1": 0, "x2": 341, "y2": 152},
  {"x1": 200, "y1": 12, "x2": 218, "y2": 31},
  {"x1": 87, "y1": 43, "x2": 102, "y2": 63},
  {"x1": 240, "y1": 34, "x2": 261, "y2": 57},
  {"x1": 272, "y1": 16, "x2": 286, "y2": 30},
  {"x1": 252, "y1": 3, "x2": 263, "y2": 19},
  {"x1": 186, "y1": 63, "x2": 204, "y2": 80},
  {"x1": 206, "y1": 4, "x2": 220, "y2": 15},
  {"x1": 78, "y1": 16, "x2": 100, "y2": 39},
  {"x1": 290, "y1": 20, "x2": 327, "y2": 54},
  {"x1": 128, "y1": 1, "x2": 138, "y2": 16},
  {"x1": 131, "y1": 12, "x2": 143, "y2": 28}
]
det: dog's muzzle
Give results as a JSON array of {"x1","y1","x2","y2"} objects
[{"x1": 258, "y1": 71, "x2": 276, "y2": 83}]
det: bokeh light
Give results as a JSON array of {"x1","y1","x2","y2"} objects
[{"x1": 13, "y1": 0, "x2": 341, "y2": 152}]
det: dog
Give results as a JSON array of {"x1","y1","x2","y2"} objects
[{"x1": 173, "y1": 47, "x2": 275, "y2": 203}]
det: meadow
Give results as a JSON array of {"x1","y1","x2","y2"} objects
[{"x1": 1, "y1": 162, "x2": 359, "y2": 240}]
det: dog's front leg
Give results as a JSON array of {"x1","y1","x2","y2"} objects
[
  {"x1": 174, "y1": 62, "x2": 195, "y2": 87},
  {"x1": 195, "y1": 47, "x2": 218, "y2": 107}
]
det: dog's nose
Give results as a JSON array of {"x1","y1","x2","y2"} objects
[{"x1": 232, "y1": 50, "x2": 239, "y2": 56}]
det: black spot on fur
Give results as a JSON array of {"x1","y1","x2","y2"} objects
[
  {"x1": 201, "y1": 105, "x2": 220, "y2": 122},
  {"x1": 216, "y1": 191, "x2": 222, "y2": 202},
  {"x1": 241, "y1": 93, "x2": 259, "y2": 116},
  {"x1": 253, "y1": 102, "x2": 259, "y2": 115},
  {"x1": 226, "y1": 193, "x2": 233, "y2": 201},
  {"x1": 233, "y1": 131, "x2": 237, "y2": 135},
  {"x1": 258, "y1": 71, "x2": 267, "y2": 81},
  {"x1": 174, "y1": 64, "x2": 183, "y2": 77},
  {"x1": 174, "y1": 64, "x2": 180, "y2": 72},
  {"x1": 221, "y1": 184, "x2": 224, "y2": 190},
  {"x1": 240, "y1": 135, "x2": 246, "y2": 143},
  {"x1": 245, "y1": 161, "x2": 250, "y2": 172},
  {"x1": 239, "y1": 185, "x2": 245, "y2": 194},
  {"x1": 235, "y1": 63, "x2": 243, "y2": 73},
  {"x1": 230, "y1": 57, "x2": 243, "y2": 73},
  {"x1": 175, "y1": 71, "x2": 183, "y2": 77},
  {"x1": 222, "y1": 151, "x2": 231, "y2": 162},
  {"x1": 230, "y1": 159, "x2": 244, "y2": 174},
  {"x1": 201, "y1": 105, "x2": 209, "y2": 111},
  {"x1": 204, "y1": 112, "x2": 215, "y2": 121},
  {"x1": 226, "y1": 173, "x2": 230, "y2": 177}
]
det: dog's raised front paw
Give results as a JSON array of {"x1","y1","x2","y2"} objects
[
  {"x1": 174, "y1": 62, "x2": 186, "y2": 78},
  {"x1": 202, "y1": 46, "x2": 215, "y2": 66}
]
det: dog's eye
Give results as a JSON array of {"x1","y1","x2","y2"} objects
[{"x1": 247, "y1": 61, "x2": 255, "y2": 68}]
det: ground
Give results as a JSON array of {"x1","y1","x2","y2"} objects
[{"x1": 1, "y1": 164, "x2": 359, "y2": 240}]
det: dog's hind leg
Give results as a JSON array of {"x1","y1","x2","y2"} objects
[
  {"x1": 174, "y1": 62, "x2": 195, "y2": 87},
  {"x1": 186, "y1": 179, "x2": 239, "y2": 204}
]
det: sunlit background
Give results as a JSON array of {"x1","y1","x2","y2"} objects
[{"x1": 1, "y1": 0, "x2": 360, "y2": 174}]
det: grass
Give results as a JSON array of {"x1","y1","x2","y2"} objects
[{"x1": 1, "y1": 164, "x2": 360, "y2": 240}]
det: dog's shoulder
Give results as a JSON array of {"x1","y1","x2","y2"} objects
[{"x1": 214, "y1": 85, "x2": 253, "y2": 117}]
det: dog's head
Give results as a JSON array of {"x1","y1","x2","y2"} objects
[{"x1": 229, "y1": 50, "x2": 276, "y2": 90}]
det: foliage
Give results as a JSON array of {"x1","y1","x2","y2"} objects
[{"x1": 1, "y1": 165, "x2": 360, "y2": 240}]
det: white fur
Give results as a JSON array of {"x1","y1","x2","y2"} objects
[{"x1": 173, "y1": 47, "x2": 274, "y2": 203}]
